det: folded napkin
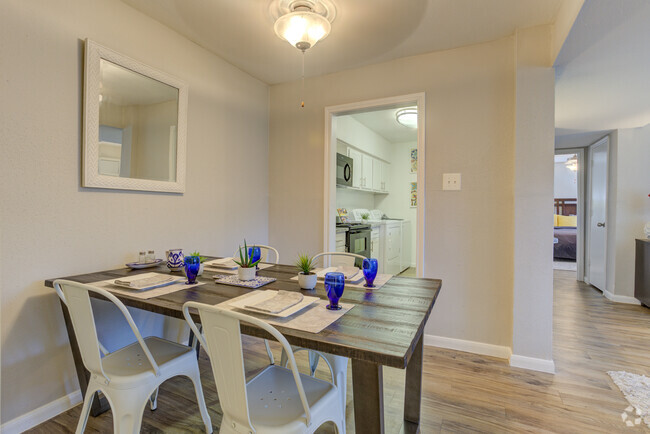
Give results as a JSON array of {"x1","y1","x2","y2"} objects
[
  {"x1": 114, "y1": 274, "x2": 175, "y2": 289},
  {"x1": 245, "y1": 290, "x2": 304, "y2": 314},
  {"x1": 204, "y1": 257, "x2": 238, "y2": 270},
  {"x1": 316, "y1": 266, "x2": 361, "y2": 281}
]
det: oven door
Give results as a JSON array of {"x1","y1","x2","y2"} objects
[
  {"x1": 336, "y1": 153, "x2": 353, "y2": 187},
  {"x1": 348, "y1": 229, "x2": 370, "y2": 267}
]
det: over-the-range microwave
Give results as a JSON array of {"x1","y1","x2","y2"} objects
[{"x1": 336, "y1": 153, "x2": 353, "y2": 187}]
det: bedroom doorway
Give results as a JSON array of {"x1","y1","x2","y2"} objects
[{"x1": 553, "y1": 150, "x2": 584, "y2": 278}]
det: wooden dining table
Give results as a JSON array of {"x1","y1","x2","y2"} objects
[{"x1": 45, "y1": 259, "x2": 441, "y2": 433}]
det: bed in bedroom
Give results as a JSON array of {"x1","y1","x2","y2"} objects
[{"x1": 554, "y1": 198, "x2": 577, "y2": 261}]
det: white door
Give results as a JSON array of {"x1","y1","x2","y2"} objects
[{"x1": 588, "y1": 139, "x2": 608, "y2": 291}]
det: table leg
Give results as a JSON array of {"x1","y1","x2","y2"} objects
[
  {"x1": 59, "y1": 299, "x2": 110, "y2": 417},
  {"x1": 352, "y1": 359, "x2": 384, "y2": 434},
  {"x1": 403, "y1": 333, "x2": 424, "y2": 433}
]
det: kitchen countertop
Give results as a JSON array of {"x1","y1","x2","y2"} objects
[{"x1": 336, "y1": 227, "x2": 349, "y2": 233}]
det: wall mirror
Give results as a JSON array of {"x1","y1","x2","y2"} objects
[{"x1": 83, "y1": 39, "x2": 188, "y2": 193}]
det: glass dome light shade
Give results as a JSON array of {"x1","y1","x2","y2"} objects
[
  {"x1": 274, "y1": 10, "x2": 331, "y2": 50},
  {"x1": 396, "y1": 107, "x2": 418, "y2": 128}
]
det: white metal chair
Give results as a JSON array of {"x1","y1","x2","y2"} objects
[
  {"x1": 54, "y1": 280, "x2": 212, "y2": 434},
  {"x1": 183, "y1": 302, "x2": 345, "y2": 433},
  {"x1": 233, "y1": 244, "x2": 280, "y2": 265},
  {"x1": 232, "y1": 244, "x2": 281, "y2": 363},
  {"x1": 283, "y1": 251, "x2": 364, "y2": 375}
]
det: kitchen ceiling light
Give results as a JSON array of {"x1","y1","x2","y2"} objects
[{"x1": 396, "y1": 107, "x2": 418, "y2": 128}]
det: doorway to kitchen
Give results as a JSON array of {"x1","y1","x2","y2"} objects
[{"x1": 324, "y1": 93, "x2": 425, "y2": 277}]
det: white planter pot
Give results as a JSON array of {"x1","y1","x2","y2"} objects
[
  {"x1": 298, "y1": 272, "x2": 317, "y2": 290},
  {"x1": 238, "y1": 267, "x2": 256, "y2": 281}
]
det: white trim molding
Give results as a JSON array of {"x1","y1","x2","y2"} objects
[
  {"x1": 0, "y1": 390, "x2": 82, "y2": 434},
  {"x1": 323, "y1": 93, "x2": 426, "y2": 276},
  {"x1": 603, "y1": 289, "x2": 641, "y2": 305},
  {"x1": 424, "y1": 334, "x2": 512, "y2": 359},
  {"x1": 509, "y1": 354, "x2": 556, "y2": 374}
]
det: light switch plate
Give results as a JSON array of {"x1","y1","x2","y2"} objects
[{"x1": 443, "y1": 173, "x2": 461, "y2": 190}]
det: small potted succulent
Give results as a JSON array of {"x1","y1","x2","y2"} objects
[
  {"x1": 295, "y1": 253, "x2": 317, "y2": 290},
  {"x1": 361, "y1": 212, "x2": 370, "y2": 222},
  {"x1": 234, "y1": 240, "x2": 261, "y2": 281},
  {"x1": 189, "y1": 251, "x2": 208, "y2": 276}
]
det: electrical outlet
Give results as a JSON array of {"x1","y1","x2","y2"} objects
[{"x1": 443, "y1": 173, "x2": 461, "y2": 190}]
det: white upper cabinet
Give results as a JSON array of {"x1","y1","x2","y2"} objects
[
  {"x1": 347, "y1": 148, "x2": 363, "y2": 188},
  {"x1": 362, "y1": 154, "x2": 373, "y2": 189},
  {"x1": 372, "y1": 159, "x2": 382, "y2": 191},
  {"x1": 345, "y1": 145, "x2": 389, "y2": 193}
]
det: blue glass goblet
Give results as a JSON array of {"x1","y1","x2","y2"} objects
[
  {"x1": 248, "y1": 246, "x2": 261, "y2": 269},
  {"x1": 362, "y1": 258, "x2": 378, "y2": 288},
  {"x1": 324, "y1": 272, "x2": 345, "y2": 310},
  {"x1": 184, "y1": 256, "x2": 201, "y2": 284}
]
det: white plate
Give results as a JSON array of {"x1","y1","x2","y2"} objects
[{"x1": 229, "y1": 291, "x2": 320, "y2": 318}]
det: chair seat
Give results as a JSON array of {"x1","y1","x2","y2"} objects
[
  {"x1": 101, "y1": 336, "x2": 193, "y2": 386},
  {"x1": 246, "y1": 365, "x2": 339, "y2": 432}
]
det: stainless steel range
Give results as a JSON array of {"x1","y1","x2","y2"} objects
[{"x1": 336, "y1": 222, "x2": 370, "y2": 266}]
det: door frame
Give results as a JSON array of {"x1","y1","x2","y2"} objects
[
  {"x1": 585, "y1": 136, "x2": 609, "y2": 288},
  {"x1": 323, "y1": 93, "x2": 426, "y2": 277},
  {"x1": 554, "y1": 148, "x2": 585, "y2": 281}
]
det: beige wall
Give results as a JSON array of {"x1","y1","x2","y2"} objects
[
  {"x1": 269, "y1": 37, "x2": 518, "y2": 348},
  {"x1": 0, "y1": 0, "x2": 269, "y2": 425},
  {"x1": 612, "y1": 126, "x2": 650, "y2": 297},
  {"x1": 512, "y1": 26, "x2": 555, "y2": 365}
]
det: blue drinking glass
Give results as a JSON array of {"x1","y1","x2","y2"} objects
[
  {"x1": 184, "y1": 256, "x2": 201, "y2": 284},
  {"x1": 248, "y1": 246, "x2": 261, "y2": 269},
  {"x1": 324, "y1": 272, "x2": 345, "y2": 310},
  {"x1": 362, "y1": 258, "x2": 378, "y2": 288}
]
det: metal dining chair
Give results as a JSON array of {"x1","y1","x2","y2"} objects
[
  {"x1": 233, "y1": 244, "x2": 280, "y2": 265},
  {"x1": 54, "y1": 280, "x2": 212, "y2": 434},
  {"x1": 232, "y1": 243, "x2": 281, "y2": 363},
  {"x1": 183, "y1": 302, "x2": 345, "y2": 434}
]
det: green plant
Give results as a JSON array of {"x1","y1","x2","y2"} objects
[
  {"x1": 233, "y1": 240, "x2": 261, "y2": 268},
  {"x1": 361, "y1": 212, "x2": 370, "y2": 220},
  {"x1": 189, "y1": 251, "x2": 207, "y2": 263},
  {"x1": 295, "y1": 253, "x2": 315, "y2": 274}
]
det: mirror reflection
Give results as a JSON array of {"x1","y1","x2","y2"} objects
[{"x1": 98, "y1": 59, "x2": 179, "y2": 182}]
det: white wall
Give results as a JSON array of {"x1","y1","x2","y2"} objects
[
  {"x1": 269, "y1": 37, "x2": 518, "y2": 352},
  {"x1": 554, "y1": 160, "x2": 578, "y2": 199},
  {"x1": 610, "y1": 126, "x2": 650, "y2": 297},
  {"x1": 375, "y1": 141, "x2": 418, "y2": 265},
  {"x1": 0, "y1": 0, "x2": 269, "y2": 427},
  {"x1": 335, "y1": 188, "x2": 376, "y2": 212}
]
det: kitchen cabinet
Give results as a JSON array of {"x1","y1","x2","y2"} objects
[
  {"x1": 380, "y1": 160, "x2": 390, "y2": 192},
  {"x1": 347, "y1": 148, "x2": 363, "y2": 188},
  {"x1": 335, "y1": 230, "x2": 347, "y2": 253},
  {"x1": 362, "y1": 154, "x2": 373, "y2": 189},
  {"x1": 370, "y1": 225, "x2": 380, "y2": 259},
  {"x1": 401, "y1": 220, "x2": 411, "y2": 271},
  {"x1": 372, "y1": 159, "x2": 382, "y2": 191},
  {"x1": 384, "y1": 222, "x2": 402, "y2": 275}
]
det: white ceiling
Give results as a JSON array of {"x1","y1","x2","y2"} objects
[
  {"x1": 121, "y1": 0, "x2": 565, "y2": 84},
  {"x1": 350, "y1": 107, "x2": 418, "y2": 143},
  {"x1": 555, "y1": 0, "x2": 650, "y2": 147}
]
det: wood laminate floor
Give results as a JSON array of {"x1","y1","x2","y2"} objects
[{"x1": 29, "y1": 270, "x2": 650, "y2": 433}]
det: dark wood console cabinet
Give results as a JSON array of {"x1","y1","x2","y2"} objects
[{"x1": 635, "y1": 239, "x2": 650, "y2": 307}]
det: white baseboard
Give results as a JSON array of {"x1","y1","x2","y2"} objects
[
  {"x1": 509, "y1": 354, "x2": 555, "y2": 373},
  {"x1": 603, "y1": 289, "x2": 641, "y2": 305},
  {"x1": 424, "y1": 334, "x2": 512, "y2": 359},
  {"x1": 1, "y1": 389, "x2": 82, "y2": 434}
]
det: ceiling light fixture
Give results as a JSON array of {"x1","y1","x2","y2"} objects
[
  {"x1": 396, "y1": 107, "x2": 418, "y2": 128},
  {"x1": 271, "y1": 0, "x2": 336, "y2": 107}
]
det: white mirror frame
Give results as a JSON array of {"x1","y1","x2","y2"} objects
[{"x1": 83, "y1": 39, "x2": 188, "y2": 193}]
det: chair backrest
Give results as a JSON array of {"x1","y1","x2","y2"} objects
[
  {"x1": 53, "y1": 280, "x2": 160, "y2": 383},
  {"x1": 312, "y1": 251, "x2": 366, "y2": 268},
  {"x1": 233, "y1": 244, "x2": 280, "y2": 264},
  {"x1": 183, "y1": 302, "x2": 312, "y2": 431}
]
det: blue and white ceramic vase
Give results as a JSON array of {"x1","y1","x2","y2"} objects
[{"x1": 166, "y1": 249, "x2": 184, "y2": 272}]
